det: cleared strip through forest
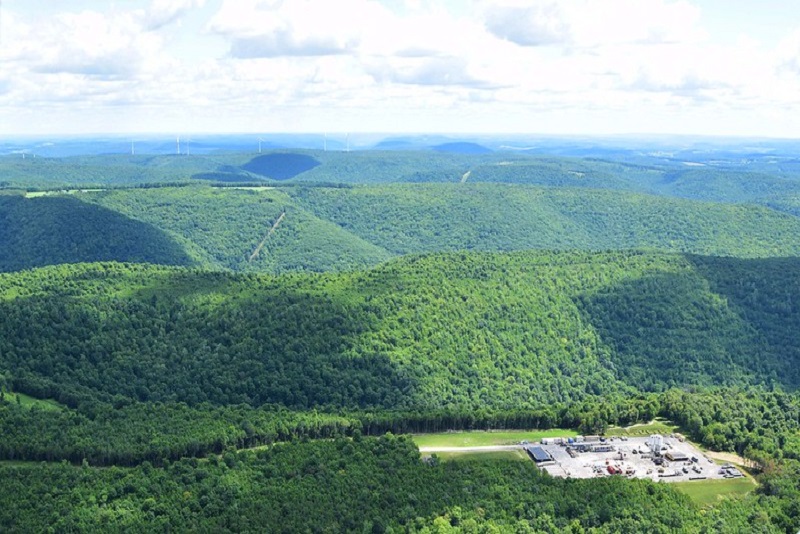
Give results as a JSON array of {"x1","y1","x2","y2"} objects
[
  {"x1": 248, "y1": 211, "x2": 286, "y2": 262},
  {"x1": 460, "y1": 170, "x2": 471, "y2": 183}
]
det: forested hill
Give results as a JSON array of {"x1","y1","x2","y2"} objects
[
  {"x1": 1, "y1": 251, "x2": 798, "y2": 413},
  {"x1": 4, "y1": 183, "x2": 800, "y2": 274},
  {"x1": 83, "y1": 186, "x2": 393, "y2": 273},
  {"x1": 288, "y1": 184, "x2": 800, "y2": 257},
  {"x1": 5, "y1": 150, "x2": 800, "y2": 212},
  {"x1": 0, "y1": 194, "x2": 195, "y2": 272}
]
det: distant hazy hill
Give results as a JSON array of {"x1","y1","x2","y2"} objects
[
  {"x1": 0, "y1": 194, "x2": 194, "y2": 272},
  {"x1": 432, "y1": 142, "x2": 492, "y2": 154},
  {"x1": 5, "y1": 151, "x2": 800, "y2": 212},
  {"x1": 1, "y1": 251, "x2": 798, "y2": 411}
]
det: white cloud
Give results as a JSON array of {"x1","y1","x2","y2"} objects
[
  {"x1": 3, "y1": 0, "x2": 800, "y2": 135},
  {"x1": 485, "y1": 2, "x2": 570, "y2": 46},
  {"x1": 142, "y1": 0, "x2": 206, "y2": 30},
  {"x1": 566, "y1": 0, "x2": 705, "y2": 48},
  {"x1": 776, "y1": 30, "x2": 800, "y2": 75},
  {"x1": 228, "y1": 30, "x2": 356, "y2": 58},
  {"x1": 209, "y1": 0, "x2": 374, "y2": 57},
  {"x1": 366, "y1": 56, "x2": 498, "y2": 88}
]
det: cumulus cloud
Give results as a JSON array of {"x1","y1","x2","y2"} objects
[
  {"x1": 142, "y1": 0, "x2": 206, "y2": 31},
  {"x1": 776, "y1": 30, "x2": 800, "y2": 74},
  {"x1": 229, "y1": 30, "x2": 356, "y2": 58},
  {"x1": 567, "y1": 0, "x2": 705, "y2": 48},
  {"x1": 367, "y1": 57, "x2": 497, "y2": 88},
  {"x1": 483, "y1": 0, "x2": 705, "y2": 50},
  {"x1": 3, "y1": 0, "x2": 800, "y2": 135},
  {"x1": 2, "y1": 3, "x2": 192, "y2": 82},
  {"x1": 485, "y1": 3, "x2": 570, "y2": 47},
  {"x1": 627, "y1": 71, "x2": 729, "y2": 102},
  {"x1": 210, "y1": 0, "x2": 370, "y2": 58},
  {"x1": 24, "y1": 11, "x2": 163, "y2": 79}
]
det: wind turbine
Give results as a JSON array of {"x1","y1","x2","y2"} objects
[
  {"x1": 346, "y1": 133, "x2": 350, "y2": 153},
  {"x1": 258, "y1": 137, "x2": 264, "y2": 154},
  {"x1": 323, "y1": 133, "x2": 327, "y2": 152},
  {"x1": 130, "y1": 140, "x2": 135, "y2": 156},
  {"x1": 176, "y1": 136, "x2": 181, "y2": 155}
]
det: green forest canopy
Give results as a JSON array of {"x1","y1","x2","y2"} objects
[
  {"x1": 4, "y1": 183, "x2": 800, "y2": 274},
  {"x1": 1, "y1": 251, "x2": 798, "y2": 413}
]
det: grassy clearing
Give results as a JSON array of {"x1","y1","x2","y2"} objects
[
  {"x1": 605, "y1": 419, "x2": 679, "y2": 437},
  {"x1": 430, "y1": 450, "x2": 529, "y2": 462},
  {"x1": 2, "y1": 390, "x2": 65, "y2": 411},
  {"x1": 412, "y1": 429, "x2": 577, "y2": 448},
  {"x1": 673, "y1": 477, "x2": 757, "y2": 506},
  {"x1": 0, "y1": 460, "x2": 50, "y2": 467},
  {"x1": 212, "y1": 186, "x2": 275, "y2": 191},
  {"x1": 24, "y1": 189, "x2": 105, "y2": 198}
]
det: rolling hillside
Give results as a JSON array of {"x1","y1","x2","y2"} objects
[
  {"x1": 83, "y1": 186, "x2": 392, "y2": 273},
  {"x1": 0, "y1": 194, "x2": 194, "y2": 271},
  {"x1": 2, "y1": 251, "x2": 799, "y2": 414},
  {"x1": 6, "y1": 150, "x2": 800, "y2": 215},
  {"x1": 3, "y1": 183, "x2": 800, "y2": 275},
  {"x1": 289, "y1": 183, "x2": 800, "y2": 258}
]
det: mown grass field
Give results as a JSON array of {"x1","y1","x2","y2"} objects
[
  {"x1": 412, "y1": 429, "x2": 578, "y2": 448},
  {"x1": 432, "y1": 450, "x2": 529, "y2": 462},
  {"x1": 672, "y1": 477, "x2": 757, "y2": 506}
]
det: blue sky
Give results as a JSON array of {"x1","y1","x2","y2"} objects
[{"x1": 2, "y1": 0, "x2": 800, "y2": 136}]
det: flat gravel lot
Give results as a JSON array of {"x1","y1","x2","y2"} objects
[{"x1": 533, "y1": 436, "x2": 743, "y2": 483}]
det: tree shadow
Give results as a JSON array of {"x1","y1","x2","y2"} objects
[
  {"x1": 575, "y1": 265, "x2": 792, "y2": 391},
  {"x1": 686, "y1": 254, "x2": 800, "y2": 387},
  {"x1": 0, "y1": 195, "x2": 195, "y2": 272},
  {"x1": 0, "y1": 265, "x2": 416, "y2": 411}
]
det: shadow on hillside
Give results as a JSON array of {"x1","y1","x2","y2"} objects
[
  {"x1": 575, "y1": 268, "x2": 790, "y2": 391},
  {"x1": 0, "y1": 195, "x2": 195, "y2": 272},
  {"x1": 242, "y1": 153, "x2": 321, "y2": 180},
  {"x1": 0, "y1": 268, "x2": 417, "y2": 411},
  {"x1": 686, "y1": 255, "x2": 800, "y2": 387}
]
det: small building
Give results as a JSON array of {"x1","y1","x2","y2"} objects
[
  {"x1": 665, "y1": 451, "x2": 689, "y2": 462},
  {"x1": 526, "y1": 446, "x2": 554, "y2": 463}
]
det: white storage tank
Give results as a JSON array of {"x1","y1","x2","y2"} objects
[{"x1": 648, "y1": 434, "x2": 664, "y2": 455}]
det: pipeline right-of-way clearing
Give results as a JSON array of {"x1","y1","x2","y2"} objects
[{"x1": 248, "y1": 211, "x2": 286, "y2": 262}]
